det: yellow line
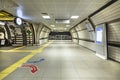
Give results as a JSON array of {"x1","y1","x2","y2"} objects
[
  {"x1": 0, "y1": 46, "x2": 25, "y2": 52},
  {"x1": 0, "y1": 50, "x2": 32, "y2": 53},
  {"x1": 0, "y1": 42, "x2": 52, "y2": 80},
  {"x1": 11, "y1": 46, "x2": 25, "y2": 50}
]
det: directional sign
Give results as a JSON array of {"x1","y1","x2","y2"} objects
[
  {"x1": 22, "y1": 65, "x2": 38, "y2": 73},
  {"x1": 27, "y1": 58, "x2": 45, "y2": 63}
]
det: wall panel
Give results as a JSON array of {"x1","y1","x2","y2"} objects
[{"x1": 91, "y1": 1, "x2": 120, "y2": 25}]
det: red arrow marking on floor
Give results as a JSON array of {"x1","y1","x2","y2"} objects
[
  {"x1": 30, "y1": 65, "x2": 38, "y2": 73},
  {"x1": 22, "y1": 65, "x2": 38, "y2": 73}
]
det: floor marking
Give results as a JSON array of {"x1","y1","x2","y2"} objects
[
  {"x1": 27, "y1": 58, "x2": 45, "y2": 63},
  {"x1": 0, "y1": 42, "x2": 52, "y2": 80},
  {"x1": 0, "y1": 46, "x2": 25, "y2": 52},
  {"x1": 0, "y1": 42, "x2": 53, "y2": 53},
  {"x1": 11, "y1": 46, "x2": 25, "y2": 50},
  {"x1": 21, "y1": 64, "x2": 38, "y2": 73},
  {"x1": 0, "y1": 50, "x2": 33, "y2": 53}
]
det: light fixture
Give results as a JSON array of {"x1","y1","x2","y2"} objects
[
  {"x1": 42, "y1": 15, "x2": 50, "y2": 19},
  {"x1": 66, "y1": 25, "x2": 70, "y2": 27},
  {"x1": 71, "y1": 16, "x2": 79, "y2": 19},
  {"x1": 65, "y1": 28, "x2": 67, "y2": 30},
  {"x1": 0, "y1": 21, "x2": 5, "y2": 25},
  {"x1": 53, "y1": 28, "x2": 56, "y2": 30},
  {"x1": 51, "y1": 25, "x2": 55, "y2": 27}
]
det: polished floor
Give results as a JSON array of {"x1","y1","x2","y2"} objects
[{"x1": 0, "y1": 40, "x2": 120, "y2": 80}]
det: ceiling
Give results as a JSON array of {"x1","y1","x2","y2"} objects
[{"x1": 0, "y1": 0, "x2": 110, "y2": 31}]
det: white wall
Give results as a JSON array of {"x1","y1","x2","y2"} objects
[
  {"x1": 70, "y1": 20, "x2": 95, "y2": 51},
  {"x1": 79, "y1": 40, "x2": 95, "y2": 51},
  {"x1": 91, "y1": 1, "x2": 120, "y2": 25},
  {"x1": 32, "y1": 23, "x2": 50, "y2": 45}
]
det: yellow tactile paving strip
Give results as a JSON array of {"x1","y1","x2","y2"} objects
[
  {"x1": 11, "y1": 46, "x2": 25, "y2": 50},
  {"x1": 0, "y1": 42, "x2": 52, "y2": 80}
]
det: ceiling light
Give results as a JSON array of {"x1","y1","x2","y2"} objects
[
  {"x1": 42, "y1": 15, "x2": 50, "y2": 19},
  {"x1": 66, "y1": 25, "x2": 70, "y2": 27},
  {"x1": 0, "y1": 21, "x2": 5, "y2": 25},
  {"x1": 53, "y1": 28, "x2": 56, "y2": 30},
  {"x1": 65, "y1": 28, "x2": 67, "y2": 30},
  {"x1": 71, "y1": 16, "x2": 79, "y2": 19},
  {"x1": 51, "y1": 25, "x2": 55, "y2": 27}
]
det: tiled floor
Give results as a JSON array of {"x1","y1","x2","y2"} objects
[{"x1": 1, "y1": 41, "x2": 120, "y2": 80}]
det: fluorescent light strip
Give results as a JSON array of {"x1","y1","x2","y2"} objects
[
  {"x1": 42, "y1": 15, "x2": 50, "y2": 19},
  {"x1": 0, "y1": 21, "x2": 5, "y2": 25},
  {"x1": 51, "y1": 25, "x2": 55, "y2": 27},
  {"x1": 71, "y1": 16, "x2": 79, "y2": 19},
  {"x1": 66, "y1": 25, "x2": 70, "y2": 27}
]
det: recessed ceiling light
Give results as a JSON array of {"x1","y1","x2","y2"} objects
[
  {"x1": 65, "y1": 28, "x2": 67, "y2": 30},
  {"x1": 71, "y1": 16, "x2": 79, "y2": 19},
  {"x1": 42, "y1": 15, "x2": 50, "y2": 19},
  {"x1": 66, "y1": 25, "x2": 70, "y2": 27},
  {"x1": 51, "y1": 25, "x2": 55, "y2": 27},
  {"x1": 0, "y1": 21, "x2": 5, "y2": 25},
  {"x1": 53, "y1": 28, "x2": 56, "y2": 29}
]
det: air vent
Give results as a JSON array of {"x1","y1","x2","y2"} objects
[
  {"x1": 41, "y1": 13, "x2": 48, "y2": 15},
  {"x1": 55, "y1": 19, "x2": 70, "y2": 24}
]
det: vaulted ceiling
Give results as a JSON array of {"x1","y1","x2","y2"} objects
[{"x1": 0, "y1": 0, "x2": 110, "y2": 31}]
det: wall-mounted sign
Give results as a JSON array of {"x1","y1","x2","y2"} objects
[
  {"x1": 95, "y1": 23, "x2": 107, "y2": 59},
  {"x1": 14, "y1": 17, "x2": 22, "y2": 25},
  {"x1": 96, "y1": 27, "x2": 103, "y2": 44}
]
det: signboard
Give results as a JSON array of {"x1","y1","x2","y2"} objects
[
  {"x1": 95, "y1": 23, "x2": 107, "y2": 59},
  {"x1": 96, "y1": 27, "x2": 103, "y2": 44}
]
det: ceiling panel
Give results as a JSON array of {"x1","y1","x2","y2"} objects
[{"x1": 1, "y1": 0, "x2": 110, "y2": 31}]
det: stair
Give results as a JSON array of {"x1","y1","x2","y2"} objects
[{"x1": 11, "y1": 34, "x2": 23, "y2": 46}]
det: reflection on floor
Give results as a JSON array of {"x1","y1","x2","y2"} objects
[{"x1": 0, "y1": 40, "x2": 120, "y2": 80}]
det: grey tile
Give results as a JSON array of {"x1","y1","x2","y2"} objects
[{"x1": 2, "y1": 41, "x2": 120, "y2": 80}]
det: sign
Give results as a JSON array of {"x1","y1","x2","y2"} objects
[
  {"x1": 96, "y1": 27, "x2": 103, "y2": 44},
  {"x1": 95, "y1": 23, "x2": 107, "y2": 59}
]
